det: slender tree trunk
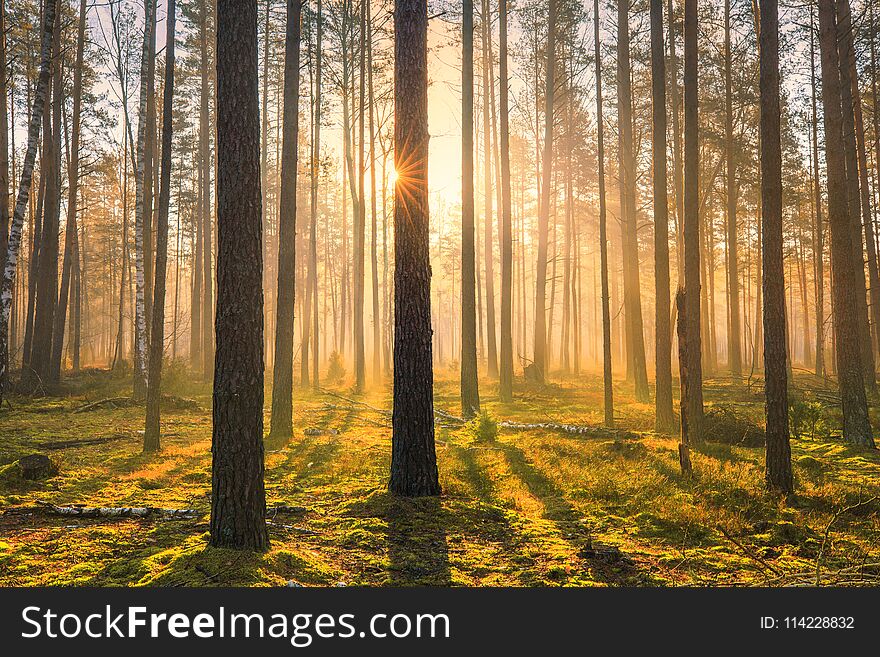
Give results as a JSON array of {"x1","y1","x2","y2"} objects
[
  {"x1": 595, "y1": 0, "x2": 613, "y2": 427},
  {"x1": 390, "y1": 0, "x2": 440, "y2": 497},
  {"x1": 0, "y1": 0, "x2": 9, "y2": 292},
  {"x1": 533, "y1": 0, "x2": 556, "y2": 384},
  {"x1": 367, "y1": 0, "x2": 379, "y2": 384},
  {"x1": 481, "y1": 0, "x2": 498, "y2": 379},
  {"x1": 311, "y1": 0, "x2": 322, "y2": 387},
  {"x1": 760, "y1": 0, "x2": 793, "y2": 494},
  {"x1": 29, "y1": 3, "x2": 62, "y2": 388},
  {"x1": 0, "y1": 0, "x2": 56, "y2": 403},
  {"x1": 817, "y1": 0, "x2": 874, "y2": 446},
  {"x1": 498, "y1": 0, "x2": 513, "y2": 403},
  {"x1": 211, "y1": 0, "x2": 269, "y2": 550},
  {"x1": 200, "y1": 0, "x2": 214, "y2": 381},
  {"x1": 724, "y1": 0, "x2": 742, "y2": 376},
  {"x1": 618, "y1": 0, "x2": 650, "y2": 401},
  {"x1": 461, "y1": 0, "x2": 480, "y2": 418},
  {"x1": 145, "y1": 0, "x2": 176, "y2": 452},
  {"x1": 269, "y1": 0, "x2": 302, "y2": 440},
  {"x1": 652, "y1": 0, "x2": 674, "y2": 432},
  {"x1": 353, "y1": 0, "x2": 367, "y2": 391},
  {"x1": 683, "y1": 0, "x2": 703, "y2": 442},
  {"x1": 49, "y1": 0, "x2": 87, "y2": 384},
  {"x1": 811, "y1": 9, "x2": 825, "y2": 379}
]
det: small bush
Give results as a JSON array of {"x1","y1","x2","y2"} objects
[
  {"x1": 789, "y1": 399, "x2": 827, "y2": 441},
  {"x1": 326, "y1": 351, "x2": 346, "y2": 385},
  {"x1": 466, "y1": 411, "x2": 498, "y2": 443},
  {"x1": 703, "y1": 405, "x2": 765, "y2": 447}
]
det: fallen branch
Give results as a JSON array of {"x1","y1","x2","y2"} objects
[
  {"x1": 498, "y1": 420, "x2": 638, "y2": 440},
  {"x1": 4, "y1": 501, "x2": 201, "y2": 520},
  {"x1": 73, "y1": 397, "x2": 133, "y2": 413},
  {"x1": 718, "y1": 526, "x2": 781, "y2": 578},
  {"x1": 37, "y1": 434, "x2": 132, "y2": 451}
]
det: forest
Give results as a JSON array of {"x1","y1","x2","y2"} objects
[{"x1": 1, "y1": 0, "x2": 880, "y2": 588}]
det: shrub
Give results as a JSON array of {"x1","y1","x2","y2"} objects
[
  {"x1": 703, "y1": 405, "x2": 765, "y2": 447},
  {"x1": 466, "y1": 411, "x2": 498, "y2": 443}
]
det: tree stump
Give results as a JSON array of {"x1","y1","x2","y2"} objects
[{"x1": 18, "y1": 454, "x2": 57, "y2": 480}]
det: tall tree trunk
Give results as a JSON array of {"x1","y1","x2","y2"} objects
[
  {"x1": 200, "y1": 0, "x2": 214, "y2": 381},
  {"x1": 368, "y1": 0, "x2": 379, "y2": 384},
  {"x1": 312, "y1": 0, "x2": 322, "y2": 387},
  {"x1": 595, "y1": 0, "x2": 613, "y2": 427},
  {"x1": 269, "y1": 0, "x2": 302, "y2": 440},
  {"x1": 0, "y1": 0, "x2": 9, "y2": 295},
  {"x1": 390, "y1": 0, "x2": 440, "y2": 497},
  {"x1": 724, "y1": 0, "x2": 742, "y2": 376},
  {"x1": 760, "y1": 0, "x2": 793, "y2": 494},
  {"x1": 811, "y1": 8, "x2": 824, "y2": 379},
  {"x1": 669, "y1": 0, "x2": 684, "y2": 275},
  {"x1": 533, "y1": 0, "x2": 556, "y2": 383},
  {"x1": 132, "y1": 0, "x2": 157, "y2": 398},
  {"x1": 461, "y1": 0, "x2": 480, "y2": 418},
  {"x1": 29, "y1": 2, "x2": 62, "y2": 388},
  {"x1": 0, "y1": 0, "x2": 56, "y2": 403},
  {"x1": 817, "y1": 0, "x2": 874, "y2": 446},
  {"x1": 683, "y1": 0, "x2": 704, "y2": 442},
  {"x1": 835, "y1": 0, "x2": 876, "y2": 393},
  {"x1": 618, "y1": 0, "x2": 650, "y2": 402},
  {"x1": 652, "y1": 0, "x2": 674, "y2": 432},
  {"x1": 211, "y1": 0, "x2": 269, "y2": 550},
  {"x1": 49, "y1": 0, "x2": 88, "y2": 384},
  {"x1": 498, "y1": 0, "x2": 513, "y2": 403},
  {"x1": 145, "y1": 0, "x2": 177, "y2": 452},
  {"x1": 481, "y1": 0, "x2": 498, "y2": 379},
  {"x1": 353, "y1": 0, "x2": 367, "y2": 391}
]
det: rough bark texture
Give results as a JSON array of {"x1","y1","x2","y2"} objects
[
  {"x1": 499, "y1": 0, "x2": 514, "y2": 403},
  {"x1": 210, "y1": 0, "x2": 270, "y2": 550},
  {"x1": 390, "y1": 0, "x2": 440, "y2": 498},
  {"x1": 834, "y1": 0, "x2": 876, "y2": 393},
  {"x1": 683, "y1": 0, "x2": 704, "y2": 442},
  {"x1": 269, "y1": 0, "x2": 302, "y2": 440},
  {"x1": 481, "y1": 0, "x2": 497, "y2": 379},
  {"x1": 817, "y1": 0, "x2": 874, "y2": 447},
  {"x1": 461, "y1": 0, "x2": 480, "y2": 418},
  {"x1": 760, "y1": 0, "x2": 793, "y2": 494},
  {"x1": 595, "y1": 0, "x2": 613, "y2": 428},
  {"x1": 651, "y1": 0, "x2": 674, "y2": 432},
  {"x1": 145, "y1": 0, "x2": 176, "y2": 452},
  {"x1": 0, "y1": 0, "x2": 56, "y2": 403},
  {"x1": 810, "y1": 12, "x2": 824, "y2": 379}
]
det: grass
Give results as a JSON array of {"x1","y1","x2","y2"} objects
[{"x1": 1, "y1": 367, "x2": 879, "y2": 587}]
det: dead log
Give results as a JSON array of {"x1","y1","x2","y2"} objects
[
  {"x1": 4, "y1": 501, "x2": 201, "y2": 519},
  {"x1": 498, "y1": 420, "x2": 637, "y2": 440}
]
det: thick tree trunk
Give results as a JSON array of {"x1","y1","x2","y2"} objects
[
  {"x1": 0, "y1": 1, "x2": 8, "y2": 292},
  {"x1": 595, "y1": 0, "x2": 613, "y2": 428},
  {"x1": 211, "y1": 0, "x2": 270, "y2": 550},
  {"x1": 817, "y1": 0, "x2": 874, "y2": 446},
  {"x1": 651, "y1": 0, "x2": 674, "y2": 432},
  {"x1": 760, "y1": 0, "x2": 793, "y2": 494},
  {"x1": 269, "y1": 0, "x2": 302, "y2": 440},
  {"x1": 683, "y1": 0, "x2": 703, "y2": 442},
  {"x1": 390, "y1": 0, "x2": 440, "y2": 497},
  {"x1": 145, "y1": 0, "x2": 177, "y2": 452},
  {"x1": 834, "y1": 0, "x2": 876, "y2": 393},
  {"x1": 0, "y1": 0, "x2": 56, "y2": 403},
  {"x1": 461, "y1": 0, "x2": 480, "y2": 418}
]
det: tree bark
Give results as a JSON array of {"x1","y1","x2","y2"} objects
[
  {"x1": 760, "y1": 0, "x2": 793, "y2": 494},
  {"x1": 498, "y1": 0, "x2": 513, "y2": 403},
  {"x1": 145, "y1": 0, "x2": 177, "y2": 452},
  {"x1": 211, "y1": 0, "x2": 270, "y2": 550},
  {"x1": 817, "y1": 0, "x2": 874, "y2": 446},
  {"x1": 683, "y1": 0, "x2": 704, "y2": 442},
  {"x1": 810, "y1": 9, "x2": 824, "y2": 379},
  {"x1": 595, "y1": 0, "x2": 613, "y2": 427},
  {"x1": 269, "y1": 0, "x2": 302, "y2": 440},
  {"x1": 724, "y1": 0, "x2": 742, "y2": 377},
  {"x1": 0, "y1": 0, "x2": 56, "y2": 403},
  {"x1": 390, "y1": 0, "x2": 440, "y2": 497},
  {"x1": 461, "y1": 0, "x2": 480, "y2": 418},
  {"x1": 651, "y1": 0, "x2": 674, "y2": 432}
]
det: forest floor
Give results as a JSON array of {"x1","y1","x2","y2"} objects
[{"x1": 1, "y1": 365, "x2": 879, "y2": 587}]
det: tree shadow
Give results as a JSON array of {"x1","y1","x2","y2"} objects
[{"x1": 385, "y1": 496, "x2": 451, "y2": 586}]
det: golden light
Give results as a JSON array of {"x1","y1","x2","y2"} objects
[{"x1": 389, "y1": 167, "x2": 399, "y2": 186}]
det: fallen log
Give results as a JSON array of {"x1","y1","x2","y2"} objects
[
  {"x1": 4, "y1": 501, "x2": 201, "y2": 520},
  {"x1": 38, "y1": 434, "x2": 132, "y2": 451}
]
